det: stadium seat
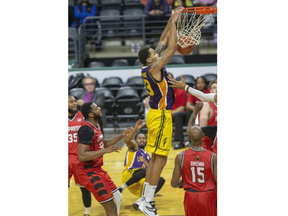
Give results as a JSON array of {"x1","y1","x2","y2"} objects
[
  {"x1": 124, "y1": 0, "x2": 144, "y2": 9},
  {"x1": 202, "y1": 73, "x2": 217, "y2": 86},
  {"x1": 126, "y1": 76, "x2": 144, "y2": 97},
  {"x1": 89, "y1": 61, "x2": 105, "y2": 68},
  {"x1": 95, "y1": 87, "x2": 116, "y2": 124},
  {"x1": 112, "y1": 59, "x2": 129, "y2": 67},
  {"x1": 77, "y1": 0, "x2": 99, "y2": 5},
  {"x1": 167, "y1": 56, "x2": 186, "y2": 64},
  {"x1": 99, "y1": 9, "x2": 121, "y2": 37},
  {"x1": 69, "y1": 88, "x2": 85, "y2": 99},
  {"x1": 115, "y1": 86, "x2": 141, "y2": 125},
  {"x1": 69, "y1": 0, "x2": 75, "y2": 7},
  {"x1": 101, "y1": 0, "x2": 122, "y2": 10},
  {"x1": 123, "y1": 9, "x2": 143, "y2": 35},
  {"x1": 175, "y1": 74, "x2": 196, "y2": 88},
  {"x1": 101, "y1": 76, "x2": 123, "y2": 97},
  {"x1": 134, "y1": 59, "x2": 142, "y2": 66}
]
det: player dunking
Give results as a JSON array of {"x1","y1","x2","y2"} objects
[
  {"x1": 73, "y1": 102, "x2": 132, "y2": 216},
  {"x1": 137, "y1": 6, "x2": 183, "y2": 216},
  {"x1": 171, "y1": 122, "x2": 217, "y2": 216},
  {"x1": 68, "y1": 95, "x2": 92, "y2": 216}
]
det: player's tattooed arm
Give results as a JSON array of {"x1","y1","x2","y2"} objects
[{"x1": 154, "y1": 44, "x2": 166, "y2": 55}]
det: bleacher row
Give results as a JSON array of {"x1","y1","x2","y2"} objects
[{"x1": 68, "y1": 73, "x2": 217, "y2": 128}]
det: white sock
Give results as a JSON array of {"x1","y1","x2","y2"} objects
[
  {"x1": 121, "y1": 183, "x2": 127, "y2": 190},
  {"x1": 142, "y1": 182, "x2": 149, "y2": 198},
  {"x1": 145, "y1": 184, "x2": 157, "y2": 203},
  {"x1": 84, "y1": 207, "x2": 91, "y2": 215},
  {"x1": 113, "y1": 190, "x2": 122, "y2": 216}
]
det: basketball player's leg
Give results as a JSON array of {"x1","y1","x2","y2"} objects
[
  {"x1": 79, "y1": 186, "x2": 92, "y2": 215},
  {"x1": 101, "y1": 200, "x2": 118, "y2": 216}
]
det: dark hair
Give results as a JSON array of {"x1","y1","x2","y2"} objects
[
  {"x1": 134, "y1": 132, "x2": 147, "y2": 140},
  {"x1": 195, "y1": 76, "x2": 208, "y2": 87},
  {"x1": 81, "y1": 102, "x2": 93, "y2": 119},
  {"x1": 138, "y1": 47, "x2": 150, "y2": 65}
]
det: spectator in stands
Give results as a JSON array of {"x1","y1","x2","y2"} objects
[
  {"x1": 71, "y1": 0, "x2": 97, "y2": 28},
  {"x1": 193, "y1": 0, "x2": 217, "y2": 6},
  {"x1": 76, "y1": 76, "x2": 106, "y2": 134},
  {"x1": 186, "y1": 76, "x2": 210, "y2": 113},
  {"x1": 144, "y1": 0, "x2": 170, "y2": 20},
  {"x1": 173, "y1": 0, "x2": 193, "y2": 8},
  {"x1": 173, "y1": 76, "x2": 210, "y2": 149},
  {"x1": 168, "y1": 73, "x2": 188, "y2": 150}
]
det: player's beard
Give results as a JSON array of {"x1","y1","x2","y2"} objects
[
  {"x1": 68, "y1": 108, "x2": 77, "y2": 114},
  {"x1": 93, "y1": 114, "x2": 102, "y2": 120}
]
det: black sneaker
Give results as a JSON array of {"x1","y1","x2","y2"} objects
[
  {"x1": 174, "y1": 142, "x2": 185, "y2": 149},
  {"x1": 118, "y1": 187, "x2": 123, "y2": 193}
]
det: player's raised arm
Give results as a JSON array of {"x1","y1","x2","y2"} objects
[
  {"x1": 154, "y1": 7, "x2": 184, "y2": 55},
  {"x1": 124, "y1": 119, "x2": 146, "y2": 151},
  {"x1": 169, "y1": 75, "x2": 216, "y2": 102},
  {"x1": 149, "y1": 7, "x2": 183, "y2": 74},
  {"x1": 186, "y1": 101, "x2": 204, "y2": 134}
]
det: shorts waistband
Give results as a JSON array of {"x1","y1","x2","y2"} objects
[
  {"x1": 186, "y1": 188, "x2": 215, "y2": 193},
  {"x1": 149, "y1": 108, "x2": 171, "y2": 114}
]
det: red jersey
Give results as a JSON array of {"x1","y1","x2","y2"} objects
[
  {"x1": 171, "y1": 88, "x2": 187, "y2": 111},
  {"x1": 76, "y1": 121, "x2": 105, "y2": 169},
  {"x1": 68, "y1": 111, "x2": 84, "y2": 155},
  {"x1": 212, "y1": 135, "x2": 217, "y2": 154},
  {"x1": 181, "y1": 147, "x2": 216, "y2": 192},
  {"x1": 187, "y1": 88, "x2": 210, "y2": 104},
  {"x1": 197, "y1": 102, "x2": 217, "y2": 151}
]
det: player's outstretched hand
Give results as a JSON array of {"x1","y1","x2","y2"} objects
[
  {"x1": 170, "y1": 6, "x2": 183, "y2": 23},
  {"x1": 135, "y1": 119, "x2": 146, "y2": 129},
  {"x1": 121, "y1": 126, "x2": 133, "y2": 138},
  {"x1": 168, "y1": 74, "x2": 187, "y2": 90},
  {"x1": 194, "y1": 101, "x2": 204, "y2": 113},
  {"x1": 105, "y1": 145, "x2": 122, "y2": 153}
]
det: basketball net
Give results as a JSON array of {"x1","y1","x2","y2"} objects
[{"x1": 176, "y1": 12, "x2": 214, "y2": 48}]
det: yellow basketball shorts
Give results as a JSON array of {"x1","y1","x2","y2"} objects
[
  {"x1": 146, "y1": 108, "x2": 173, "y2": 157},
  {"x1": 122, "y1": 169, "x2": 145, "y2": 197}
]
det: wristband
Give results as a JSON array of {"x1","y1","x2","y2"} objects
[{"x1": 185, "y1": 85, "x2": 189, "y2": 93}]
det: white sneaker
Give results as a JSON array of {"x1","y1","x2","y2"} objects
[
  {"x1": 139, "y1": 200, "x2": 159, "y2": 216},
  {"x1": 132, "y1": 197, "x2": 145, "y2": 210}
]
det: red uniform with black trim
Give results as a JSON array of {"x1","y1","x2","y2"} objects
[
  {"x1": 182, "y1": 147, "x2": 217, "y2": 216},
  {"x1": 73, "y1": 121, "x2": 117, "y2": 204},
  {"x1": 68, "y1": 111, "x2": 84, "y2": 186},
  {"x1": 198, "y1": 102, "x2": 217, "y2": 152}
]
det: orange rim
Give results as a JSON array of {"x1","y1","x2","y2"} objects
[{"x1": 181, "y1": 7, "x2": 217, "y2": 14}]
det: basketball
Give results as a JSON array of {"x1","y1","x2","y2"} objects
[{"x1": 177, "y1": 36, "x2": 195, "y2": 55}]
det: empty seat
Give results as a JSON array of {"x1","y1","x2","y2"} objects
[
  {"x1": 102, "y1": 76, "x2": 123, "y2": 97},
  {"x1": 101, "y1": 0, "x2": 122, "y2": 10},
  {"x1": 99, "y1": 9, "x2": 121, "y2": 37},
  {"x1": 123, "y1": 9, "x2": 143, "y2": 35},
  {"x1": 126, "y1": 76, "x2": 144, "y2": 96},
  {"x1": 69, "y1": 88, "x2": 86, "y2": 98},
  {"x1": 77, "y1": 0, "x2": 98, "y2": 5},
  {"x1": 202, "y1": 73, "x2": 217, "y2": 85},
  {"x1": 167, "y1": 56, "x2": 186, "y2": 64},
  {"x1": 134, "y1": 59, "x2": 142, "y2": 66},
  {"x1": 68, "y1": 27, "x2": 77, "y2": 40},
  {"x1": 95, "y1": 87, "x2": 116, "y2": 122},
  {"x1": 112, "y1": 59, "x2": 129, "y2": 67},
  {"x1": 175, "y1": 74, "x2": 196, "y2": 88},
  {"x1": 115, "y1": 86, "x2": 141, "y2": 123},
  {"x1": 89, "y1": 61, "x2": 105, "y2": 68},
  {"x1": 124, "y1": 0, "x2": 144, "y2": 9}
]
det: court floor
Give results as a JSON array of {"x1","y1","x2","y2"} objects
[{"x1": 68, "y1": 139, "x2": 189, "y2": 216}]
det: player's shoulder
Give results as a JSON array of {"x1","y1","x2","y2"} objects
[{"x1": 79, "y1": 124, "x2": 94, "y2": 134}]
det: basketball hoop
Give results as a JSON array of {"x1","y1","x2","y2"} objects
[{"x1": 176, "y1": 7, "x2": 217, "y2": 48}]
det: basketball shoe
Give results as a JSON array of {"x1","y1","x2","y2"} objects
[
  {"x1": 132, "y1": 197, "x2": 145, "y2": 210},
  {"x1": 139, "y1": 200, "x2": 159, "y2": 216}
]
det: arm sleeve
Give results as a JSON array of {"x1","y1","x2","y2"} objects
[
  {"x1": 188, "y1": 87, "x2": 216, "y2": 102},
  {"x1": 78, "y1": 125, "x2": 94, "y2": 144},
  {"x1": 201, "y1": 125, "x2": 217, "y2": 142},
  {"x1": 89, "y1": 5, "x2": 97, "y2": 16}
]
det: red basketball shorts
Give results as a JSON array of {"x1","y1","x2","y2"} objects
[
  {"x1": 184, "y1": 189, "x2": 217, "y2": 216},
  {"x1": 75, "y1": 166, "x2": 117, "y2": 204},
  {"x1": 68, "y1": 154, "x2": 82, "y2": 186}
]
